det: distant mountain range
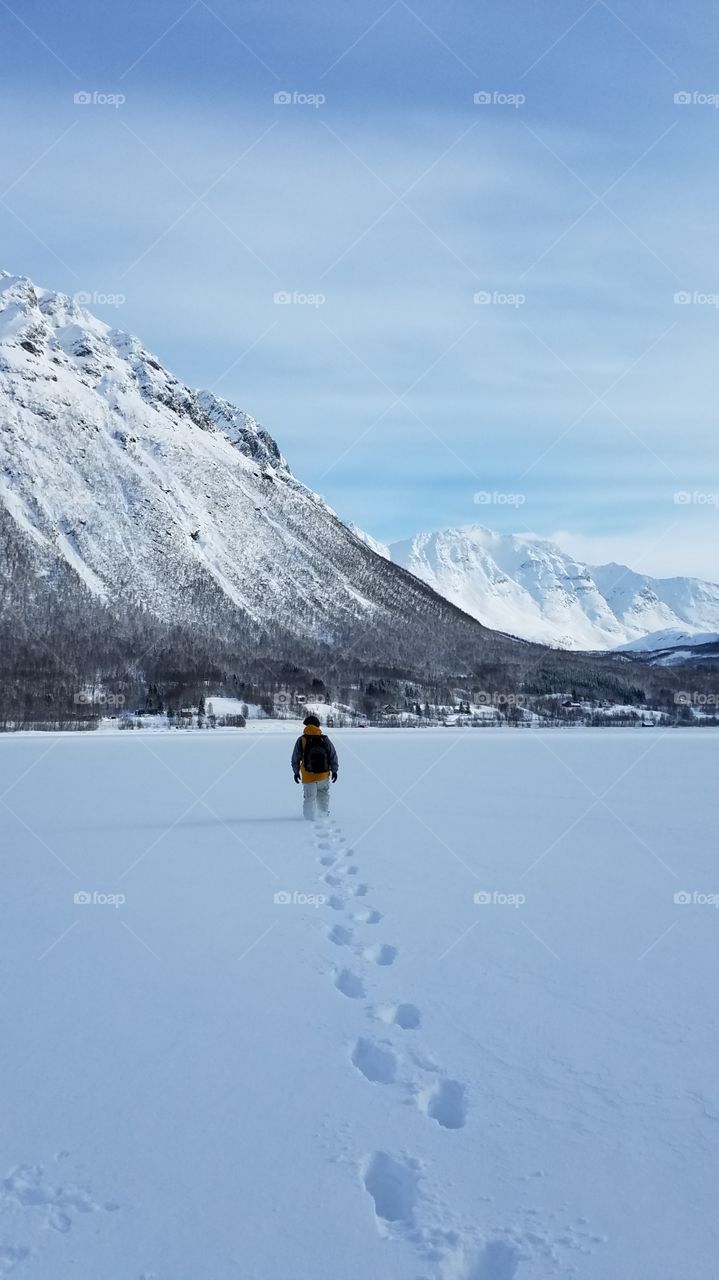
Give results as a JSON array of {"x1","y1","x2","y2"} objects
[{"x1": 374, "y1": 526, "x2": 719, "y2": 652}]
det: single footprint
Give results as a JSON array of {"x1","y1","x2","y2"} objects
[
  {"x1": 377, "y1": 1003, "x2": 421, "y2": 1030},
  {"x1": 328, "y1": 895, "x2": 345, "y2": 911},
  {"x1": 364, "y1": 943, "x2": 398, "y2": 967},
  {"x1": 464, "y1": 1239, "x2": 522, "y2": 1279},
  {"x1": 419, "y1": 1079, "x2": 467, "y2": 1130},
  {"x1": 351, "y1": 1038, "x2": 398, "y2": 1084},
  {"x1": 363, "y1": 1151, "x2": 418, "y2": 1233},
  {"x1": 360, "y1": 909, "x2": 382, "y2": 925},
  {"x1": 319, "y1": 854, "x2": 336, "y2": 867},
  {"x1": 346, "y1": 865, "x2": 358, "y2": 875},
  {"x1": 328, "y1": 923, "x2": 353, "y2": 947},
  {"x1": 317, "y1": 840, "x2": 332, "y2": 850},
  {"x1": 334, "y1": 968, "x2": 365, "y2": 999},
  {"x1": 324, "y1": 873, "x2": 343, "y2": 887},
  {"x1": 353, "y1": 883, "x2": 369, "y2": 898}
]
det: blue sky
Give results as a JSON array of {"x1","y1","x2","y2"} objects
[{"x1": 1, "y1": 0, "x2": 718, "y2": 578}]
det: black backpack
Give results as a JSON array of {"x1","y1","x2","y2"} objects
[{"x1": 303, "y1": 733, "x2": 330, "y2": 774}]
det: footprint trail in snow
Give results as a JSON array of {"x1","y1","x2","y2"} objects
[
  {"x1": 310, "y1": 817, "x2": 599, "y2": 1276},
  {"x1": 310, "y1": 816, "x2": 598, "y2": 1274},
  {"x1": 310, "y1": 816, "x2": 509, "y2": 1278}
]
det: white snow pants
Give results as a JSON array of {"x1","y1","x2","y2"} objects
[{"x1": 303, "y1": 777, "x2": 330, "y2": 821}]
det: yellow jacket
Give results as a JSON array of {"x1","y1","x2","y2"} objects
[{"x1": 291, "y1": 723, "x2": 338, "y2": 783}]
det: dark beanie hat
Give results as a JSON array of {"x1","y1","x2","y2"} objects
[{"x1": 303, "y1": 714, "x2": 321, "y2": 727}]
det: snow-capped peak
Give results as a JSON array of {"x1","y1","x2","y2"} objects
[
  {"x1": 388, "y1": 524, "x2": 719, "y2": 650},
  {"x1": 0, "y1": 271, "x2": 488, "y2": 652}
]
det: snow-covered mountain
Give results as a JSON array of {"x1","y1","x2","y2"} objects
[
  {"x1": 4, "y1": 269, "x2": 715, "y2": 674},
  {"x1": 0, "y1": 271, "x2": 503, "y2": 663},
  {"x1": 617, "y1": 629, "x2": 719, "y2": 653},
  {"x1": 388, "y1": 526, "x2": 719, "y2": 651}
]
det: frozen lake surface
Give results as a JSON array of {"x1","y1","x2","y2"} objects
[{"x1": 1, "y1": 728, "x2": 717, "y2": 1279}]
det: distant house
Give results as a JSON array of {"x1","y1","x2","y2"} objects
[{"x1": 381, "y1": 704, "x2": 401, "y2": 717}]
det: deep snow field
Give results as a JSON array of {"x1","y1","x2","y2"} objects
[{"x1": 1, "y1": 727, "x2": 717, "y2": 1280}]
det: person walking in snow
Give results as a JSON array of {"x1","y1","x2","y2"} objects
[{"x1": 292, "y1": 713, "x2": 339, "y2": 821}]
